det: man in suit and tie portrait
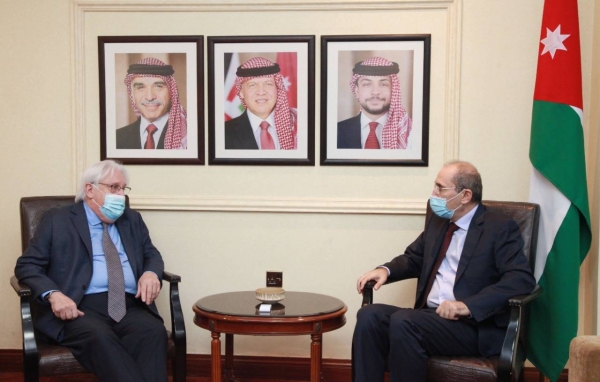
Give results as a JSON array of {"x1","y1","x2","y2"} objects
[
  {"x1": 117, "y1": 57, "x2": 187, "y2": 150},
  {"x1": 337, "y1": 56, "x2": 413, "y2": 150},
  {"x1": 15, "y1": 160, "x2": 168, "y2": 382},
  {"x1": 225, "y1": 56, "x2": 296, "y2": 150},
  {"x1": 352, "y1": 161, "x2": 536, "y2": 381}
]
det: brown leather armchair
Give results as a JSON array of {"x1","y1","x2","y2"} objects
[
  {"x1": 11, "y1": 196, "x2": 186, "y2": 382},
  {"x1": 359, "y1": 200, "x2": 542, "y2": 382}
]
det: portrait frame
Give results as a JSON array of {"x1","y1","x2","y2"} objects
[
  {"x1": 320, "y1": 35, "x2": 431, "y2": 166},
  {"x1": 99, "y1": 35, "x2": 204, "y2": 165},
  {"x1": 208, "y1": 35, "x2": 315, "y2": 166}
]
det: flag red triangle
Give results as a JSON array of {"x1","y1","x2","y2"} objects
[{"x1": 533, "y1": 0, "x2": 582, "y2": 109}]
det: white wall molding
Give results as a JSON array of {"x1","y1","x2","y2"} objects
[
  {"x1": 73, "y1": 0, "x2": 457, "y2": 13},
  {"x1": 130, "y1": 195, "x2": 428, "y2": 214}
]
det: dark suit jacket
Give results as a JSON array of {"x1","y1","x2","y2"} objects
[
  {"x1": 382, "y1": 204, "x2": 536, "y2": 357},
  {"x1": 225, "y1": 111, "x2": 259, "y2": 150},
  {"x1": 337, "y1": 114, "x2": 362, "y2": 149},
  {"x1": 116, "y1": 119, "x2": 168, "y2": 149},
  {"x1": 15, "y1": 201, "x2": 164, "y2": 341}
]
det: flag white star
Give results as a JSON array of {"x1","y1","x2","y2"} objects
[
  {"x1": 282, "y1": 76, "x2": 292, "y2": 92},
  {"x1": 540, "y1": 25, "x2": 570, "y2": 59}
]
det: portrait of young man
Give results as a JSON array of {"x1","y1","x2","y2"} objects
[
  {"x1": 337, "y1": 53, "x2": 413, "y2": 150},
  {"x1": 321, "y1": 39, "x2": 430, "y2": 166}
]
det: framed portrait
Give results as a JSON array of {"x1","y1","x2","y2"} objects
[
  {"x1": 320, "y1": 35, "x2": 431, "y2": 166},
  {"x1": 207, "y1": 35, "x2": 315, "y2": 165},
  {"x1": 98, "y1": 35, "x2": 204, "y2": 165}
]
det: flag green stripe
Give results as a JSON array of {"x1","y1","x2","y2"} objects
[
  {"x1": 527, "y1": 205, "x2": 582, "y2": 382},
  {"x1": 530, "y1": 100, "x2": 591, "y2": 231}
]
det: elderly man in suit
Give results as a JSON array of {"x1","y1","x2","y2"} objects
[
  {"x1": 15, "y1": 160, "x2": 167, "y2": 382},
  {"x1": 117, "y1": 57, "x2": 187, "y2": 150},
  {"x1": 352, "y1": 160, "x2": 536, "y2": 382}
]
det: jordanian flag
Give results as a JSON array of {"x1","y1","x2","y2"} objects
[
  {"x1": 224, "y1": 52, "x2": 243, "y2": 121},
  {"x1": 528, "y1": 0, "x2": 591, "y2": 381}
]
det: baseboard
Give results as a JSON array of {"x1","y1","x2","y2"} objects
[{"x1": 0, "y1": 349, "x2": 568, "y2": 381}]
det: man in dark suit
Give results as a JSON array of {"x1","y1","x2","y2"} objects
[
  {"x1": 225, "y1": 57, "x2": 296, "y2": 150},
  {"x1": 225, "y1": 110, "x2": 259, "y2": 149},
  {"x1": 353, "y1": 161, "x2": 536, "y2": 382},
  {"x1": 117, "y1": 119, "x2": 168, "y2": 149},
  {"x1": 117, "y1": 57, "x2": 187, "y2": 150},
  {"x1": 338, "y1": 57, "x2": 412, "y2": 150},
  {"x1": 15, "y1": 160, "x2": 167, "y2": 382},
  {"x1": 337, "y1": 114, "x2": 362, "y2": 149}
]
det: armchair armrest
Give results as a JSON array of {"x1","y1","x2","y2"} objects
[
  {"x1": 361, "y1": 278, "x2": 403, "y2": 307},
  {"x1": 362, "y1": 280, "x2": 376, "y2": 307},
  {"x1": 508, "y1": 284, "x2": 543, "y2": 307},
  {"x1": 10, "y1": 275, "x2": 40, "y2": 380},
  {"x1": 162, "y1": 270, "x2": 186, "y2": 378},
  {"x1": 11, "y1": 275, "x2": 32, "y2": 297},
  {"x1": 497, "y1": 284, "x2": 543, "y2": 382},
  {"x1": 162, "y1": 271, "x2": 181, "y2": 283}
]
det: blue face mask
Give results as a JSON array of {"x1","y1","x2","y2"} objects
[
  {"x1": 429, "y1": 190, "x2": 464, "y2": 219},
  {"x1": 92, "y1": 185, "x2": 126, "y2": 221}
]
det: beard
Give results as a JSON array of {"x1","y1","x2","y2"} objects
[{"x1": 360, "y1": 99, "x2": 390, "y2": 116}]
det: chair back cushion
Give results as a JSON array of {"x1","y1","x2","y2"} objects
[
  {"x1": 20, "y1": 195, "x2": 131, "y2": 252},
  {"x1": 425, "y1": 200, "x2": 540, "y2": 269},
  {"x1": 20, "y1": 196, "x2": 76, "y2": 252}
]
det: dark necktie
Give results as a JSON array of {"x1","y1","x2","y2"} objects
[
  {"x1": 144, "y1": 124, "x2": 158, "y2": 149},
  {"x1": 260, "y1": 121, "x2": 276, "y2": 150},
  {"x1": 364, "y1": 122, "x2": 380, "y2": 149},
  {"x1": 419, "y1": 222, "x2": 460, "y2": 309},
  {"x1": 102, "y1": 223, "x2": 126, "y2": 322}
]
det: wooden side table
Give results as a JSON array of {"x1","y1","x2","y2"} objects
[{"x1": 193, "y1": 291, "x2": 347, "y2": 382}]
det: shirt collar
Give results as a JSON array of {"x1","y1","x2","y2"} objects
[
  {"x1": 453, "y1": 203, "x2": 479, "y2": 231},
  {"x1": 360, "y1": 112, "x2": 388, "y2": 129},
  {"x1": 83, "y1": 201, "x2": 103, "y2": 226},
  {"x1": 247, "y1": 109, "x2": 276, "y2": 132},
  {"x1": 141, "y1": 113, "x2": 169, "y2": 131}
]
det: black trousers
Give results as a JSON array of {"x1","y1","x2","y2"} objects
[
  {"x1": 352, "y1": 304, "x2": 480, "y2": 382},
  {"x1": 59, "y1": 293, "x2": 168, "y2": 382}
]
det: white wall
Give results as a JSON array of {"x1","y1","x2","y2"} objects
[{"x1": 1, "y1": 0, "x2": 598, "y2": 362}]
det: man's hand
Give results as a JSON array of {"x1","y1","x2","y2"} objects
[
  {"x1": 436, "y1": 300, "x2": 471, "y2": 320},
  {"x1": 48, "y1": 292, "x2": 84, "y2": 321},
  {"x1": 357, "y1": 268, "x2": 388, "y2": 294},
  {"x1": 136, "y1": 271, "x2": 160, "y2": 305}
]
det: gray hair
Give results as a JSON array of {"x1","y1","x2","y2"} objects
[
  {"x1": 444, "y1": 160, "x2": 483, "y2": 203},
  {"x1": 75, "y1": 160, "x2": 129, "y2": 202}
]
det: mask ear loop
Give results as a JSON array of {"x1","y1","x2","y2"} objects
[
  {"x1": 449, "y1": 189, "x2": 466, "y2": 213},
  {"x1": 90, "y1": 183, "x2": 106, "y2": 209}
]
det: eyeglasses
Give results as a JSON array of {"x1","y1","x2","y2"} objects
[
  {"x1": 432, "y1": 184, "x2": 456, "y2": 193},
  {"x1": 97, "y1": 183, "x2": 131, "y2": 195}
]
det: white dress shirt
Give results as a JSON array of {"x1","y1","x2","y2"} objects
[
  {"x1": 247, "y1": 110, "x2": 280, "y2": 150},
  {"x1": 427, "y1": 204, "x2": 480, "y2": 308},
  {"x1": 139, "y1": 113, "x2": 169, "y2": 149},
  {"x1": 359, "y1": 113, "x2": 386, "y2": 148}
]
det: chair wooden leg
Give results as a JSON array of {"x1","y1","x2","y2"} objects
[{"x1": 538, "y1": 373, "x2": 550, "y2": 382}]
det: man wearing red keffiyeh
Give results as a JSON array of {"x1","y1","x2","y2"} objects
[
  {"x1": 225, "y1": 56, "x2": 296, "y2": 150},
  {"x1": 338, "y1": 57, "x2": 412, "y2": 150},
  {"x1": 117, "y1": 57, "x2": 187, "y2": 150}
]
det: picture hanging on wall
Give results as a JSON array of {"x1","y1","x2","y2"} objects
[
  {"x1": 320, "y1": 34, "x2": 431, "y2": 166},
  {"x1": 207, "y1": 35, "x2": 315, "y2": 166},
  {"x1": 99, "y1": 35, "x2": 204, "y2": 165}
]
